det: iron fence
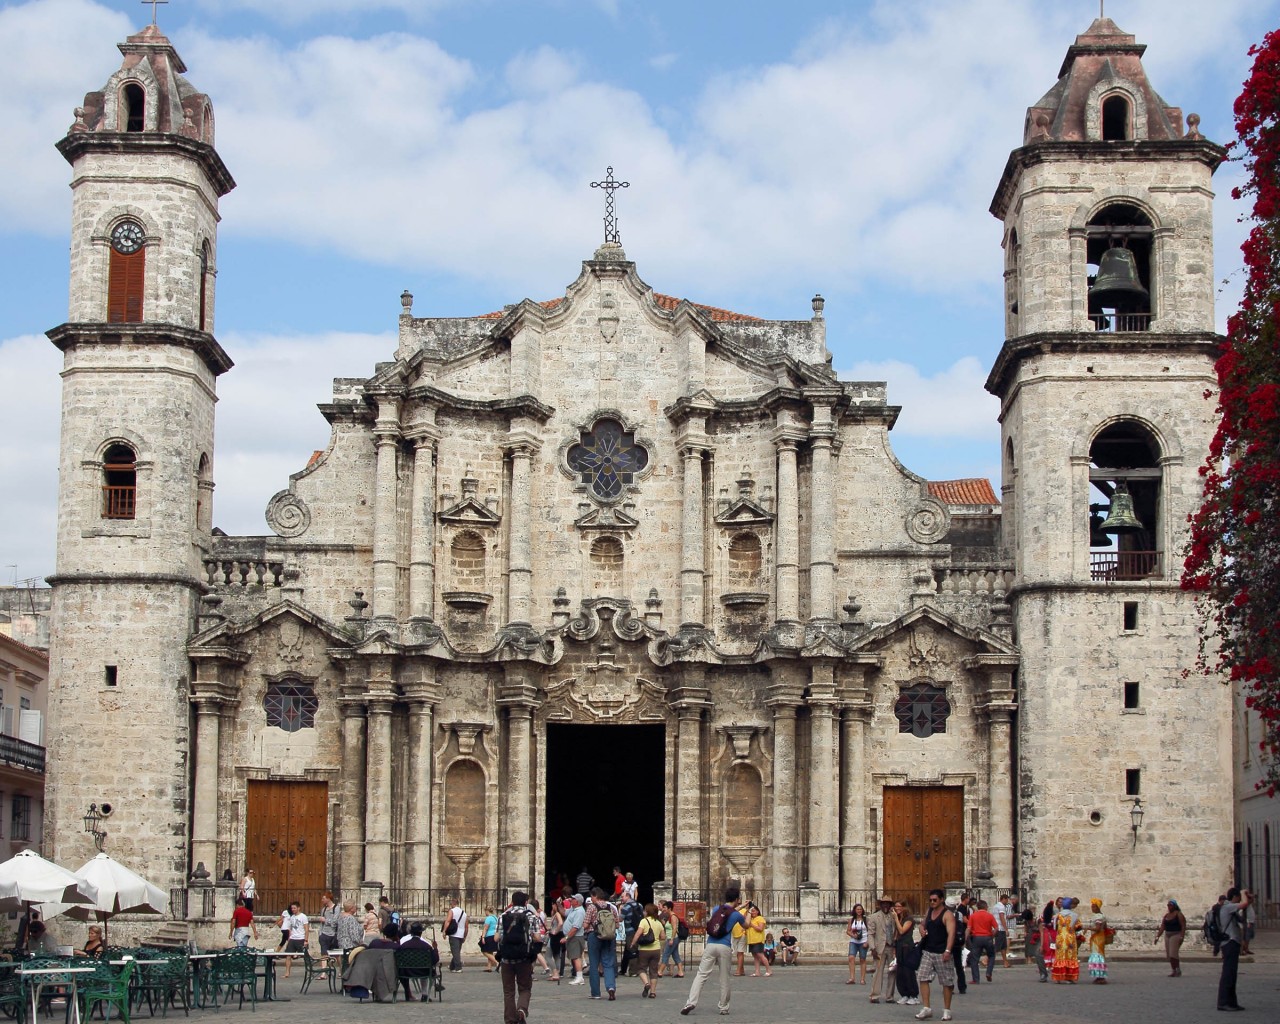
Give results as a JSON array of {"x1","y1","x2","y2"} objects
[{"x1": 1090, "y1": 550, "x2": 1162, "y2": 581}]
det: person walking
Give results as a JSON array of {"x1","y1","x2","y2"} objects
[
  {"x1": 680, "y1": 886, "x2": 745, "y2": 1016},
  {"x1": 1154, "y1": 898, "x2": 1186, "y2": 977},
  {"x1": 317, "y1": 892, "x2": 340, "y2": 957},
  {"x1": 1085, "y1": 898, "x2": 1110, "y2": 984},
  {"x1": 966, "y1": 900, "x2": 997, "y2": 984},
  {"x1": 585, "y1": 887, "x2": 621, "y2": 1000},
  {"x1": 238, "y1": 869, "x2": 256, "y2": 912},
  {"x1": 658, "y1": 900, "x2": 686, "y2": 978},
  {"x1": 445, "y1": 896, "x2": 468, "y2": 972},
  {"x1": 619, "y1": 891, "x2": 643, "y2": 977},
  {"x1": 847, "y1": 903, "x2": 869, "y2": 984},
  {"x1": 993, "y1": 893, "x2": 1010, "y2": 968},
  {"x1": 947, "y1": 897, "x2": 967, "y2": 995},
  {"x1": 893, "y1": 900, "x2": 920, "y2": 1005},
  {"x1": 1216, "y1": 886, "x2": 1249, "y2": 1012},
  {"x1": 746, "y1": 904, "x2": 770, "y2": 977},
  {"x1": 498, "y1": 891, "x2": 545, "y2": 1024},
  {"x1": 563, "y1": 893, "x2": 587, "y2": 985},
  {"x1": 281, "y1": 901, "x2": 309, "y2": 979},
  {"x1": 867, "y1": 895, "x2": 898, "y2": 1004},
  {"x1": 914, "y1": 888, "x2": 957, "y2": 1021},
  {"x1": 629, "y1": 903, "x2": 665, "y2": 998},
  {"x1": 545, "y1": 896, "x2": 566, "y2": 982},
  {"x1": 1050, "y1": 897, "x2": 1081, "y2": 984},
  {"x1": 481, "y1": 905, "x2": 502, "y2": 971},
  {"x1": 228, "y1": 898, "x2": 257, "y2": 949}
]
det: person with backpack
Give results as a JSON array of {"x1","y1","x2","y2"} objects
[
  {"x1": 1215, "y1": 886, "x2": 1250, "y2": 1012},
  {"x1": 618, "y1": 891, "x2": 644, "y2": 977},
  {"x1": 629, "y1": 903, "x2": 666, "y2": 998},
  {"x1": 444, "y1": 896, "x2": 468, "y2": 972},
  {"x1": 585, "y1": 887, "x2": 621, "y2": 1000},
  {"x1": 658, "y1": 900, "x2": 688, "y2": 979},
  {"x1": 680, "y1": 886, "x2": 745, "y2": 1016},
  {"x1": 498, "y1": 891, "x2": 545, "y2": 1024}
]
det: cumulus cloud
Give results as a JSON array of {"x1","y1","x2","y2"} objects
[{"x1": 841, "y1": 356, "x2": 999, "y2": 440}]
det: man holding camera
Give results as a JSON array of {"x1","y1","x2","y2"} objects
[{"x1": 1216, "y1": 886, "x2": 1251, "y2": 1012}]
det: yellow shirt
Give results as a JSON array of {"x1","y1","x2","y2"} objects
[{"x1": 746, "y1": 914, "x2": 766, "y2": 945}]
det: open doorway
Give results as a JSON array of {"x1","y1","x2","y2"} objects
[{"x1": 544, "y1": 723, "x2": 665, "y2": 905}]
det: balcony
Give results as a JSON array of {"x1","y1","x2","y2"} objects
[
  {"x1": 0, "y1": 734, "x2": 45, "y2": 774},
  {"x1": 101, "y1": 485, "x2": 136, "y2": 519},
  {"x1": 1090, "y1": 550, "x2": 1162, "y2": 581},
  {"x1": 1090, "y1": 312, "x2": 1152, "y2": 333}
]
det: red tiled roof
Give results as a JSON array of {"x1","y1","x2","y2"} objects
[
  {"x1": 928, "y1": 478, "x2": 1000, "y2": 506},
  {"x1": 306, "y1": 450, "x2": 324, "y2": 468},
  {"x1": 476, "y1": 293, "x2": 758, "y2": 322}
]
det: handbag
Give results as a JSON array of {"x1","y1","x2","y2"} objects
[{"x1": 443, "y1": 914, "x2": 458, "y2": 937}]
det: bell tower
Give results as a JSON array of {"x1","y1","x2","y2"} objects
[
  {"x1": 985, "y1": 19, "x2": 1232, "y2": 916},
  {"x1": 43, "y1": 23, "x2": 234, "y2": 887}
]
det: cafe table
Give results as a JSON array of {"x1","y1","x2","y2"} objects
[{"x1": 18, "y1": 965, "x2": 95, "y2": 1024}]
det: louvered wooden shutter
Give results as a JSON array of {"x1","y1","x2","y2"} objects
[{"x1": 108, "y1": 249, "x2": 145, "y2": 323}]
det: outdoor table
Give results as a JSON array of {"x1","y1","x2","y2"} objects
[
  {"x1": 255, "y1": 951, "x2": 296, "y2": 1002},
  {"x1": 186, "y1": 955, "x2": 218, "y2": 1009},
  {"x1": 19, "y1": 965, "x2": 95, "y2": 1024}
]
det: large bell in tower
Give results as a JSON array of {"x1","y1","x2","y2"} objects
[
  {"x1": 1099, "y1": 484, "x2": 1143, "y2": 535},
  {"x1": 1089, "y1": 247, "x2": 1149, "y2": 311}
]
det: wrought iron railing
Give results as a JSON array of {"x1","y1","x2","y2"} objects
[
  {"x1": 1090, "y1": 311, "x2": 1152, "y2": 332},
  {"x1": 0, "y1": 734, "x2": 45, "y2": 773},
  {"x1": 1090, "y1": 550, "x2": 1162, "y2": 581}
]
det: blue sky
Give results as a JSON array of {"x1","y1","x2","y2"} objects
[{"x1": 1, "y1": 0, "x2": 1275, "y2": 581}]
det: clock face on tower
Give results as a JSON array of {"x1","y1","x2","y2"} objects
[{"x1": 111, "y1": 220, "x2": 145, "y2": 254}]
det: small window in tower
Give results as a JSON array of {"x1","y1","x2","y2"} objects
[
  {"x1": 104, "y1": 665, "x2": 118, "y2": 688},
  {"x1": 1123, "y1": 601, "x2": 1139, "y2": 630},
  {"x1": 102, "y1": 443, "x2": 137, "y2": 519},
  {"x1": 1102, "y1": 94, "x2": 1130, "y2": 141},
  {"x1": 108, "y1": 220, "x2": 145, "y2": 323},
  {"x1": 198, "y1": 241, "x2": 210, "y2": 330},
  {"x1": 1125, "y1": 768, "x2": 1141, "y2": 796},
  {"x1": 1123, "y1": 681, "x2": 1140, "y2": 709},
  {"x1": 123, "y1": 83, "x2": 145, "y2": 132}
]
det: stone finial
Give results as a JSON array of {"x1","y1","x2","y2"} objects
[
  {"x1": 1030, "y1": 112, "x2": 1051, "y2": 141},
  {"x1": 760, "y1": 484, "x2": 774, "y2": 512},
  {"x1": 717, "y1": 486, "x2": 731, "y2": 514},
  {"x1": 461, "y1": 468, "x2": 478, "y2": 495},
  {"x1": 1185, "y1": 113, "x2": 1202, "y2": 140},
  {"x1": 645, "y1": 587, "x2": 663, "y2": 629},
  {"x1": 841, "y1": 594, "x2": 863, "y2": 634},
  {"x1": 400, "y1": 290, "x2": 413, "y2": 316},
  {"x1": 811, "y1": 294, "x2": 825, "y2": 319},
  {"x1": 181, "y1": 108, "x2": 198, "y2": 138},
  {"x1": 737, "y1": 467, "x2": 755, "y2": 499},
  {"x1": 346, "y1": 590, "x2": 369, "y2": 619},
  {"x1": 552, "y1": 587, "x2": 571, "y2": 627},
  {"x1": 71, "y1": 106, "x2": 89, "y2": 133}
]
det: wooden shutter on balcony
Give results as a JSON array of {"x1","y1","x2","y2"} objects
[{"x1": 108, "y1": 248, "x2": 144, "y2": 323}]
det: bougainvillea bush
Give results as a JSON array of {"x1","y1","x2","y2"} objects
[{"x1": 1183, "y1": 29, "x2": 1280, "y2": 793}]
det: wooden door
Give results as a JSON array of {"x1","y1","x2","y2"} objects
[
  {"x1": 245, "y1": 780, "x2": 328, "y2": 912},
  {"x1": 882, "y1": 787, "x2": 964, "y2": 906}
]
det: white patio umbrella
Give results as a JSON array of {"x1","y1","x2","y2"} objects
[
  {"x1": 0, "y1": 849, "x2": 98, "y2": 906},
  {"x1": 38, "y1": 853, "x2": 167, "y2": 942}
]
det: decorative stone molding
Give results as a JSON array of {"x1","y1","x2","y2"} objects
[
  {"x1": 265, "y1": 490, "x2": 311, "y2": 538},
  {"x1": 905, "y1": 497, "x2": 951, "y2": 544}
]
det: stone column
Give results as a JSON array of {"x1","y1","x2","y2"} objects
[
  {"x1": 773, "y1": 434, "x2": 801, "y2": 624},
  {"x1": 1068, "y1": 226, "x2": 1088, "y2": 328},
  {"x1": 839, "y1": 703, "x2": 872, "y2": 893},
  {"x1": 504, "y1": 438, "x2": 540, "y2": 626},
  {"x1": 679, "y1": 445, "x2": 707, "y2": 626},
  {"x1": 767, "y1": 699, "x2": 800, "y2": 891},
  {"x1": 808, "y1": 406, "x2": 837, "y2": 621},
  {"x1": 672, "y1": 678, "x2": 710, "y2": 891},
  {"x1": 371, "y1": 398, "x2": 402, "y2": 622},
  {"x1": 403, "y1": 673, "x2": 439, "y2": 892},
  {"x1": 497, "y1": 680, "x2": 539, "y2": 887},
  {"x1": 363, "y1": 663, "x2": 396, "y2": 884},
  {"x1": 408, "y1": 433, "x2": 438, "y2": 620},
  {"x1": 190, "y1": 696, "x2": 222, "y2": 875},
  {"x1": 987, "y1": 706, "x2": 1016, "y2": 889},
  {"x1": 806, "y1": 664, "x2": 838, "y2": 890},
  {"x1": 338, "y1": 692, "x2": 368, "y2": 889}
]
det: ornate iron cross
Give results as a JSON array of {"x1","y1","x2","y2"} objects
[
  {"x1": 142, "y1": 0, "x2": 169, "y2": 25},
  {"x1": 591, "y1": 166, "x2": 630, "y2": 244}
]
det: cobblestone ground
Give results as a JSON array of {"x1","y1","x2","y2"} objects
[{"x1": 205, "y1": 957, "x2": 1279, "y2": 1024}]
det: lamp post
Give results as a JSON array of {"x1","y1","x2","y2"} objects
[
  {"x1": 1129, "y1": 797, "x2": 1144, "y2": 849},
  {"x1": 83, "y1": 803, "x2": 106, "y2": 852}
]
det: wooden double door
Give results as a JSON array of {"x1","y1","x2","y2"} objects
[
  {"x1": 245, "y1": 780, "x2": 329, "y2": 912},
  {"x1": 882, "y1": 786, "x2": 964, "y2": 902}
]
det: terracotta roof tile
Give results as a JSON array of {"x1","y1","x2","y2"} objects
[
  {"x1": 307, "y1": 450, "x2": 324, "y2": 468},
  {"x1": 928, "y1": 478, "x2": 1000, "y2": 507},
  {"x1": 475, "y1": 293, "x2": 758, "y2": 322}
]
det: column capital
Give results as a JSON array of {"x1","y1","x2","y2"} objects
[
  {"x1": 504, "y1": 431, "x2": 542, "y2": 457},
  {"x1": 772, "y1": 427, "x2": 807, "y2": 448},
  {"x1": 404, "y1": 427, "x2": 441, "y2": 449},
  {"x1": 677, "y1": 441, "x2": 712, "y2": 460},
  {"x1": 402, "y1": 682, "x2": 442, "y2": 709},
  {"x1": 668, "y1": 686, "x2": 712, "y2": 717}
]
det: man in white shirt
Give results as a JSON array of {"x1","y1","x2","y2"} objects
[
  {"x1": 282, "y1": 902, "x2": 309, "y2": 978},
  {"x1": 993, "y1": 895, "x2": 1009, "y2": 968},
  {"x1": 446, "y1": 897, "x2": 469, "y2": 972}
]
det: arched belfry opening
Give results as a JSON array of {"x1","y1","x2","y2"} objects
[
  {"x1": 1087, "y1": 203, "x2": 1153, "y2": 332},
  {"x1": 1088, "y1": 422, "x2": 1162, "y2": 580},
  {"x1": 122, "y1": 82, "x2": 145, "y2": 132},
  {"x1": 1101, "y1": 93, "x2": 1131, "y2": 140}
]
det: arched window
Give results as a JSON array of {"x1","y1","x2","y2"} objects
[
  {"x1": 589, "y1": 535, "x2": 625, "y2": 593},
  {"x1": 123, "y1": 83, "x2": 145, "y2": 132},
  {"x1": 727, "y1": 533, "x2": 763, "y2": 590},
  {"x1": 198, "y1": 240, "x2": 211, "y2": 330},
  {"x1": 1086, "y1": 203, "x2": 1153, "y2": 332},
  {"x1": 263, "y1": 679, "x2": 318, "y2": 732},
  {"x1": 1101, "y1": 94, "x2": 1130, "y2": 141},
  {"x1": 102, "y1": 443, "x2": 137, "y2": 519},
  {"x1": 107, "y1": 219, "x2": 145, "y2": 323},
  {"x1": 567, "y1": 419, "x2": 649, "y2": 501},
  {"x1": 1088, "y1": 422, "x2": 1162, "y2": 580},
  {"x1": 450, "y1": 531, "x2": 486, "y2": 589}
]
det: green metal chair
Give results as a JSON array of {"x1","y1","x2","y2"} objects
[
  {"x1": 297, "y1": 950, "x2": 333, "y2": 996},
  {"x1": 79, "y1": 959, "x2": 133, "y2": 1024},
  {"x1": 0, "y1": 967, "x2": 26, "y2": 1024},
  {"x1": 393, "y1": 949, "x2": 441, "y2": 1003},
  {"x1": 132, "y1": 954, "x2": 189, "y2": 1018},
  {"x1": 209, "y1": 952, "x2": 256, "y2": 1012}
]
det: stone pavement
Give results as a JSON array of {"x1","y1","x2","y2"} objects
[{"x1": 199, "y1": 958, "x2": 1278, "y2": 1024}]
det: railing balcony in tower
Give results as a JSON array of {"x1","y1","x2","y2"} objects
[
  {"x1": 1090, "y1": 311, "x2": 1152, "y2": 333},
  {"x1": 1090, "y1": 550, "x2": 1162, "y2": 581},
  {"x1": 101, "y1": 485, "x2": 135, "y2": 519}
]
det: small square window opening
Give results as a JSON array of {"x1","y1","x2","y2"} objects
[
  {"x1": 1123, "y1": 682, "x2": 1140, "y2": 709},
  {"x1": 1125, "y1": 768, "x2": 1141, "y2": 796},
  {"x1": 105, "y1": 665, "x2": 118, "y2": 687},
  {"x1": 1123, "y1": 602, "x2": 1138, "y2": 631}
]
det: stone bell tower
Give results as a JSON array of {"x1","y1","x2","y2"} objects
[
  {"x1": 985, "y1": 19, "x2": 1232, "y2": 918},
  {"x1": 43, "y1": 23, "x2": 235, "y2": 887}
]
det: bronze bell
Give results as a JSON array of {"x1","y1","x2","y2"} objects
[
  {"x1": 1100, "y1": 484, "x2": 1143, "y2": 534},
  {"x1": 1089, "y1": 247, "x2": 1149, "y2": 311},
  {"x1": 1089, "y1": 506, "x2": 1111, "y2": 547}
]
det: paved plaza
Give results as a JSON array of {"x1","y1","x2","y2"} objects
[{"x1": 193, "y1": 956, "x2": 1279, "y2": 1024}]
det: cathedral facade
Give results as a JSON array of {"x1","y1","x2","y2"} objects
[{"x1": 43, "y1": 18, "x2": 1233, "y2": 929}]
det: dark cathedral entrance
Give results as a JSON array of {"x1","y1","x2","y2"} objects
[{"x1": 544, "y1": 723, "x2": 665, "y2": 905}]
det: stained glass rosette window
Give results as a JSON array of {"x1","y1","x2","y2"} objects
[
  {"x1": 894, "y1": 683, "x2": 951, "y2": 738},
  {"x1": 567, "y1": 419, "x2": 649, "y2": 501},
  {"x1": 264, "y1": 681, "x2": 319, "y2": 733}
]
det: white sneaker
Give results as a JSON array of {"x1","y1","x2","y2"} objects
[
  {"x1": 896, "y1": 997, "x2": 908, "y2": 1004},
  {"x1": 568, "y1": 976, "x2": 584, "y2": 986},
  {"x1": 906, "y1": 997, "x2": 921, "y2": 1005},
  {"x1": 941, "y1": 1012, "x2": 952, "y2": 1022},
  {"x1": 915, "y1": 1008, "x2": 932, "y2": 1020}
]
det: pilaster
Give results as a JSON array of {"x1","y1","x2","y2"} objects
[
  {"x1": 504, "y1": 435, "x2": 541, "y2": 626},
  {"x1": 772, "y1": 428, "x2": 805, "y2": 625},
  {"x1": 679, "y1": 444, "x2": 710, "y2": 627},
  {"x1": 362, "y1": 657, "x2": 396, "y2": 885},
  {"x1": 407, "y1": 429, "x2": 439, "y2": 621},
  {"x1": 402, "y1": 665, "x2": 441, "y2": 892},
  {"x1": 807, "y1": 402, "x2": 838, "y2": 622},
  {"x1": 670, "y1": 672, "x2": 712, "y2": 891},
  {"x1": 371, "y1": 397, "x2": 402, "y2": 623},
  {"x1": 806, "y1": 662, "x2": 838, "y2": 890},
  {"x1": 498, "y1": 666, "x2": 541, "y2": 886}
]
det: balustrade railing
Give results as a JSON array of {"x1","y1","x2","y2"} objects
[
  {"x1": 1090, "y1": 311, "x2": 1152, "y2": 332},
  {"x1": 1090, "y1": 550, "x2": 1162, "y2": 581},
  {"x1": 101, "y1": 485, "x2": 135, "y2": 519},
  {"x1": 0, "y1": 733, "x2": 45, "y2": 773},
  {"x1": 203, "y1": 558, "x2": 285, "y2": 588}
]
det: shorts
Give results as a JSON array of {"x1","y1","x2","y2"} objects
[
  {"x1": 915, "y1": 949, "x2": 957, "y2": 988},
  {"x1": 849, "y1": 941, "x2": 867, "y2": 959},
  {"x1": 285, "y1": 938, "x2": 306, "y2": 953},
  {"x1": 480, "y1": 937, "x2": 499, "y2": 954},
  {"x1": 748, "y1": 943, "x2": 764, "y2": 955},
  {"x1": 731, "y1": 934, "x2": 746, "y2": 954},
  {"x1": 565, "y1": 936, "x2": 585, "y2": 961},
  {"x1": 635, "y1": 949, "x2": 660, "y2": 975},
  {"x1": 994, "y1": 932, "x2": 1007, "y2": 951}
]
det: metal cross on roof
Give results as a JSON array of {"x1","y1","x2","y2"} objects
[
  {"x1": 590, "y1": 166, "x2": 630, "y2": 245},
  {"x1": 142, "y1": 0, "x2": 168, "y2": 26}
]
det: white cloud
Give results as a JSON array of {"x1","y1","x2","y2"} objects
[
  {"x1": 841, "y1": 356, "x2": 999, "y2": 441},
  {"x1": 191, "y1": 0, "x2": 463, "y2": 23}
]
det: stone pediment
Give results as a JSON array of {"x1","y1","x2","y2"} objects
[
  {"x1": 574, "y1": 504, "x2": 639, "y2": 533},
  {"x1": 438, "y1": 495, "x2": 501, "y2": 527},
  {"x1": 188, "y1": 599, "x2": 352, "y2": 653},
  {"x1": 715, "y1": 497, "x2": 775, "y2": 527},
  {"x1": 846, "y1": 604, "x2": 1019, "y2": 659}
]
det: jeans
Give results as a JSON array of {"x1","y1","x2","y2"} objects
[
  {"x1": 501, "y1": 960, "x2": 533, "y2": 1023},
  {"x1": 587, "y1": 932, "x2": 617, "y2": 996},
  {"x1": 686, "y1": 941, "x2": 732, "y2": 1011},
  {"x1": 969, "y1": 936, "x2": 995, "y2": 981},
  {"x1": 661, "y1": 939, "x2": 683, "y2": 968},
  {"x1": 1217, "y1": 939, "x2": 1241, "y2": 1008}
]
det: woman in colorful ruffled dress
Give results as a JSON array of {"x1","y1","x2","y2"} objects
[
  {"x1": 1085, "y1": 898, "x2": 1109, "y2": 984},
  {"x1": 1050, "y1": 897, "x2": 1081, "y2": 983}
]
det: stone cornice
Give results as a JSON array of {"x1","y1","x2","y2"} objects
[
  {"x1": 47, "y1": 322, "x2": 234, "y2": 377},
  {"x1": 57, "y1": 131, "x2": 237, "y2": 198}
]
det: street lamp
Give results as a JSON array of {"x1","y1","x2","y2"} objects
[
  {"x1": 1129, "y1": 797, "x2": 1144, "y2": 849},
  {"x1": 83, "y1": 803, "x2": 106, "y2": 851}
]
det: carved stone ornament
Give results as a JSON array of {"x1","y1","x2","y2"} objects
[
  {"x1": 277, "y1": 618, "x2": 305, "y2": 664},
  {"x1": 722, "y1": 725, "x2": 757, "y2": 760},
  {"x1": 266, "y1": 490, "x2": 312, "y2": 538},
  {"x1": 908, "y1": 628, "x2": 942, "y2": 670},
  {"x1": 544, "y1": 663, "x2": 667, "y2": 723},
  {"x1": 564, "y1": 598, "x2": 660, "y2": 644},
  {"x1": 905, "y1": 497, "x2": 951, "y2": 545}
]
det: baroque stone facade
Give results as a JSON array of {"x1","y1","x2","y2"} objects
[{"x1": 43, "y1": 17, "x2": 1233, "y2": 931}]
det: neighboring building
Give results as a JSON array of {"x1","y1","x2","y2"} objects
[
  {"x1": 0, "y1": 633, "x2": 48, "y2": 858},
  {"x1": 0, "y1": 585, "x2": 53, "y2": 651},
  {"x1": 41, "y1": 17, "x2": 1235, "y2": 928},
  {"x1": 1236, "y1": 700, "x2": 1279, "y2": 926}
]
